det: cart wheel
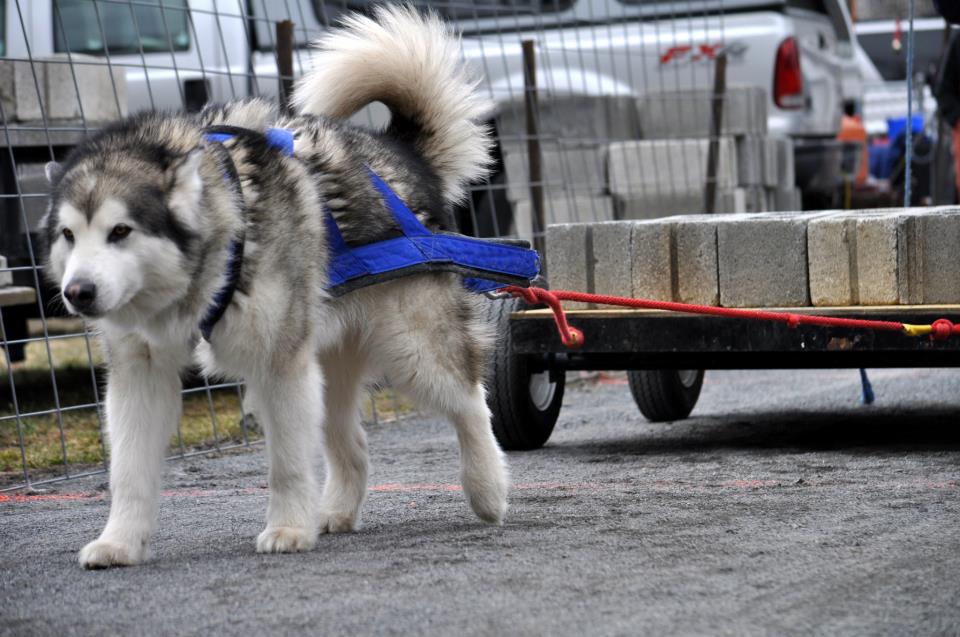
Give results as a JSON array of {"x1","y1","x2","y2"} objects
[
  {"x1": 627, "y1": 369, "x2": 704, "y2": 422},
  {"x1": 484, "y1": 296, "x2": 565, "y2": 450}
]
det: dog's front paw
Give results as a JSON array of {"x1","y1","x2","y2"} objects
[
  {"x1": 78, "y1": 539, "x2": 142, "y2": 569},
  {"x1": 318, "y1": 510, "x2": 358, "y2": 534},
  {"x1": 256, "y1": 526, "x2": 316, "y2": 553}
]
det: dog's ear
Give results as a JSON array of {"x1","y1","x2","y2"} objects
[
  {"x1": 166, "y1": 150, "x2": 205, "y2": 230},
  {"x1": 45, "y1": 161, "x2": 64, "y2": 185}
]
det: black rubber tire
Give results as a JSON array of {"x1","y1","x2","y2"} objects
[
  {"x1": 484, "y1": 296, "x2": 565, "y2": 450},
  {"x1": 627, "y1": 369, "x2": 704, "y2": 422}
]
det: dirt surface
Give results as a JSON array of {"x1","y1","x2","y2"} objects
[{"x1": 2, "y1": 369, "x2": 959, "y2": 636}]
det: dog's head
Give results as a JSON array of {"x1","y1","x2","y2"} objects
[{"x1": 43, "y1": 140, "x2": 206, "y2": 322}]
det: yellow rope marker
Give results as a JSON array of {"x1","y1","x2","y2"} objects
[{"x1": 902, "y1": 323, "x2": 933, "y2": 337}]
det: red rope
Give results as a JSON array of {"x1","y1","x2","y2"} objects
[{"x1": 504, "y1": 286, "x2": 959, "y2": 350}]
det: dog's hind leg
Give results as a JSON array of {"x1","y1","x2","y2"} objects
[
  {"x1": 78, "y1": 335, "x2": 185, "y2": 569},
  {"x1": 376, "y1": 297, "x2": 508, "y2": 524},
  {"x1": 250, "y1": 347, "x2": 322, "y2": 553},
  {"x1": 318, "y1": 340, "x2": 370, "y2": 533}
]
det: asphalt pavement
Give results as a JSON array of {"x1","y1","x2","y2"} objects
[{"x1": 2, "y1": 368, "x2": 959, "y2": 636}]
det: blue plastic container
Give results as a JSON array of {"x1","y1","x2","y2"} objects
[{"x1": 886, "y1": 114, "x2": 924, "y2": 140}]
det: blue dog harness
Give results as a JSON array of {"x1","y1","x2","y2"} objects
[{"x1": 198, "y1": 127, "x2": 540, "y2": 340}]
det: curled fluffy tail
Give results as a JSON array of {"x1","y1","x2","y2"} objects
[{"x1": 293, "y1": 5, "x2": 493, "y2": 204}]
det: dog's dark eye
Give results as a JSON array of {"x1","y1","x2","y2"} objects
[
  {"x1": 62, "y1": 228, "x2": 74, "y2": 243},
  {"x1": 108, "y1": 224, "x2": 132, "y2": 242}
]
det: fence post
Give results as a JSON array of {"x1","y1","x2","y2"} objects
[
  {"x1": 522, "y1": 40, "x2": 546, "y2": 267},
  {"x1": 704, "y1": 52, "x2": 727, "y2": 214},
  {"x1": 276, "y1": 20, "x2": 295, "y2": 114}
]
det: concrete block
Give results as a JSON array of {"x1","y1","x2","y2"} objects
[
  {"x1": 608, "y1": 138, "x2": 738, "y2": 198},
  {"x1": 807, "y1": 215, "x2": 858, "y2": 306},
  {"x1": 618, "y1": 185, "x2": 752, "y2": 219},
  {"x1": 735, "y1": 137, "x2": 763, "y2": 186},
  {"x1": 496, "y1": 95, "x2": 641, "y2": 145},
  {"x1": 617, "y1": 190, "x2": 704, "y2": 219},
  {"x1": 717, "y1": 189, "x2": 747, "y2": 214},
  {"x1": 770, "y1": 187, "x2": 802, "y2": 212},
  {"x1": 775, "y1": 137, "x2": 796, "y2": 188},
  {"x1": 673, "y1": 218, "x2": 720, "y2": 305},
  {"x1": 592, "y1": 221, "x2": 635, "y2": 297},
  {"x1": 0, "y1": 256, "x2": 11, "y2": 287},
  {"x1": 637, "y1": 86, "x2": 767, "y2": 139},
  {"x1": 631, "y1": 221, "x2": 673, "y2": 301},
  {"x1": 856, "y1": 214, "x2": 903, "y2": 305},
  {"x1": 545, "y1": 224, "x2": 590, "y2": 310},
  {"x1": 626, "y1": 215, "x2": 722, "y2": 306},
  {"x1": 762, "y1": 137, "x2": 783, "y2": 187},
  {"x1": 546, "y1": 219, "x2": 642, "y2": 309},
  {"x1": 504, "y1": 144, "x2": 607, "y2": 202},
  {"x1": 515, "y1": 195, "x2": 616, "y2": 242},
  {"x1": 915, "y1": 209, "x2": 960, "y2": 303},
  {"x1": 44, "y1": 54, "x2": 127, "y2": 120},
  {"x1": 807, "y1": 208, "x2": 960, "y2": 306},
  {"x1": 0, "y1": 60, "x2": 44, "y2": 121},
  {"x1": 717, "y1": 213, "x2": 822, "y2": 307}
]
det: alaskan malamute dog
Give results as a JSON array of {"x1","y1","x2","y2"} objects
[{"x1": 43, "y1": 6, "x2": 508, "y2": 568}]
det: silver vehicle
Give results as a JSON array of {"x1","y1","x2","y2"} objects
[{"x1": 6, "y1": 0, "x2": 866, "y2": 172}]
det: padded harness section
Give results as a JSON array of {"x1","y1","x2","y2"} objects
[{"x1": 202, "y1": 126, "x2": 540, "y2": 300}]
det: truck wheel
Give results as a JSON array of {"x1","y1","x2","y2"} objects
[
  {"x1": 627, "y1": 369, "x2": 704, "y2": 422},
  {"x1": 484, "y1": 296, "x2": 564, "y2": 450}
]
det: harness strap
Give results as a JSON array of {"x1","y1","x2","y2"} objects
[
  {"x1": 326, "y1": 166, "x2": 540, "y2": 296},
  {"x1": 198, "y1": 133, "x2": 247, "y2": 341},
  {"x1": 198, "y1": 126, "x2": 541, "y2": 337}
]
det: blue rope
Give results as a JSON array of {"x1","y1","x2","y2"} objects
[
  {"x1": 859, "y1": 368, "x2": 875, "y2": 405},
  {"x1": 904, "y1": 0, "x2": 916, "y2": 206}
]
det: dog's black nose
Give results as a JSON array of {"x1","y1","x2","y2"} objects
[{"x1": 64, "y1": 280, "x2": 97, "y2": 313}]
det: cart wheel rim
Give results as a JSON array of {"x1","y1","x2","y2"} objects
[
  {"x1": 677, "y1": 370, "x2": 700, "y2": 388},
  {"x1": 529, "y1": 371, "x2": 557, "y2": 412}
]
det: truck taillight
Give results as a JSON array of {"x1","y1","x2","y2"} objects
[{"x1": 774, "y1": 37, "x2": 804, "y2": 109}]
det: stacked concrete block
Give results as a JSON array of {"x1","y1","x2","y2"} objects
[
  {"x1": 808, "y1": 207, "x2": 960, "y2": 306},
  {"x1": 546, "y1": 207, "x2": 960, "y2": 313},
  {"x1": 630, "y1": 221, "x2": 672, "y2": 301},
  {"x1": 0, "y1": 60, "x2": 44, "y2": 121},
  {"x1": 609, "y1": 139, "x2": 738, "y2": 195},
  {"x1": 736, "y1": 137, "x2": 765, "y2": 187},
  {"x1": 769, "y1": 187, "x2": 803, "y2": 212},
  {"x1": 44, "y1": 54, "x2": 127, "y2": 120},
  {"x1": 764, "y1": 137, "x2": 799, "y2": 212},
  {"x1": 716, "y1": 213, "x2": 826, "y2": 307},
  {"x1": 546, "y1": 224, "x2": 591, "y2": 309},
  {"x1": 515, "y1": 194, "x2": 617, "y2": 240},
  {"x1": 545, "y1": 220, "x2": 635, "y2": 309},
  {"x1": 608, "y1": 138, "x2": 750, "y2": 217},
  {"x1": 637, "y1": 86, "x2": 768, "y2": 139},
  {"x1": 503, "y1": 144, "x2": 608, "y2": 203},
  {"x1": 496, "y1": 95, "x2": 641, "y2": 144},
  {"x1": 499, "y1": 96, "x2": 640, "y2": 236},
  {"x1": 672, "y1": 217, "x2": 721, "y2": 306}
]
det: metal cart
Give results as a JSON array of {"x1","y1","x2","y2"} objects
[{"x1": 485, "y1": 296, "x2": 960, "y2": 450}]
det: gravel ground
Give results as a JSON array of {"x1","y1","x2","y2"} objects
[{"x1": 2, "y1": 368, "x2": 959, "y2": 636}]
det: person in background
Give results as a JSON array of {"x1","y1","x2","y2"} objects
[
  {"x1": 935, "y1": 31, "x2": 960, "y2": 196},
  {"x1": 837, "y1": 100, "x2": 869, "y2": 187}
]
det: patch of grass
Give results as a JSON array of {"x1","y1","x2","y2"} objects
[{"x1": 2, "y1": 322, "x2": 416, "y2": 485}]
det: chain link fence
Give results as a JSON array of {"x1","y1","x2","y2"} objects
[{"x1": 2, "y1": 0, "x2": 936, "y2": 491}]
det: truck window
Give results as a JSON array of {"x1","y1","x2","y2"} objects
[
  {"x1": 311, "y1": 0, "x2": 574, "y2": 25},
  {"x1": 251, "y1": 0, "x2": 575, "y2": 50},
  {"x1": 53, "y1": 0, "x2": 190, "y2": 56}
]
